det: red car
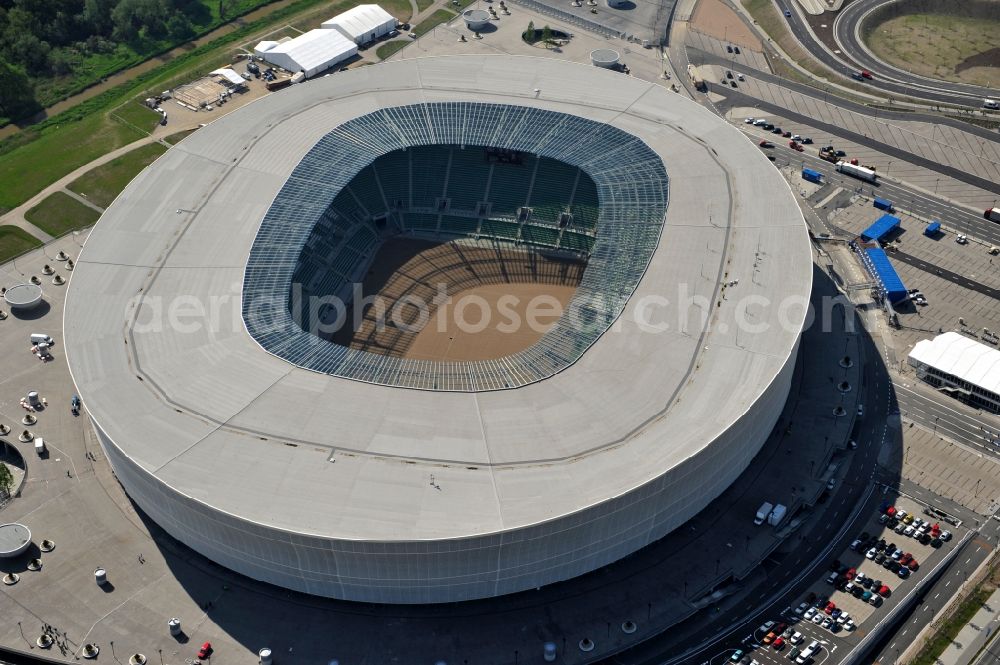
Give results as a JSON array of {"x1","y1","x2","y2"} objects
[
  {"x1": 759, "y1": 140, "x2": 774, "y2": 148},
  {"x1": 908, "y1": 559, "x2": 920, "y2": 571},
  {"x1": 878, "y1": 585, "x2": 891, "y2": 597},
  {"x1": 197, "y1": 642, "x2": 213, "y2": 660},
  {"x1": 824, "y1": 601, "x2": 836, "y2": 614},
  {"x1": 845, "y1": 567, "x2": 856, "y2": 580},
  {"x1": 772, "y1": 637, "x2": 786, "y2": 650},
  {"x1": 861, "y1": 70, "x2": 873, "y2": 79},
  {"x1": 900, "y1": 553, "x2": 913, "y2": 565}
]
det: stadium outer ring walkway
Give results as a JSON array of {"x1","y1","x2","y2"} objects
[{"x1": 64, "y1": 55, "x2": 812, "y2": 604}]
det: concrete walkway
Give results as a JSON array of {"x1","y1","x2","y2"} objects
[{"x1": 937, "y1": 587, "x2": 1000, "y2": 665}]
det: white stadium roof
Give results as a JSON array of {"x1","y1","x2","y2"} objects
[
  {"x1": 321, "y1": 4, "x2": 396, "y2": 41},
  {"x1": 65, "y1": 56, "x2": 811, "y2": 602},
  {"x1": 909, "y1": 332, "x2": 1000, "y2": 395}
]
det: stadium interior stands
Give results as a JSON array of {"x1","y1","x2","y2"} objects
[{"x1": 291, "y1": 144, "x2": 603, "y2": 311}]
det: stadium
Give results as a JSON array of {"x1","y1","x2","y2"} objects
[{"x1": 64, "y1": 55, "x2": 812, "y2": 604}]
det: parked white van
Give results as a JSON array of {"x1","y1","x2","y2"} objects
[
  {"x1": 34, "y1": 438, "x2": 46, "y2": 456},
  {"x1": 30, "y1": 333, "x2": 54, "y2": 346}
]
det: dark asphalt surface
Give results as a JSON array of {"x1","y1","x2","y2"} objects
[
  {"x1": 688, "y1": 48, "x2": 1000, "y2": 144},
  {"x1": 727, "y1": 135, "x2": 1000, "y2": 248},
  {"x1": 703, "y1": 78, "x2": 1000, "y2": 198}
]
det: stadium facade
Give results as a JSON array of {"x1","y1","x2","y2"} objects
[{"x1": 65, "y1": 56, "x2": 812, "y2": 604}]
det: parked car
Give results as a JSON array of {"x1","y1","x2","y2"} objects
[
  {"x1": 726, "y1": 70, "x2": 734, "y2": 79},
  {"x1": 908, "y1": 560, "x2": 920, "y2": 571},
  {"x1": 791, "y1": 631, "x2": 804, "y2": 644},
  {"x1": 763, "y1": 631, "x2": 777, "y2": 645},
  {"x1": 773, "y1": 637, "x2": 786, "y2": 650},
  {"x1": 941, "y1": 530, "x2": 953, "y2": 541},
  {"x1": 866, "y1": 548, "x2": 877, "y2": 560},
  {"x1": 898, "y1": 567, "x2": 911, "y2": 579},
  {"x1": 869, "y1": 595, "x2": 883, "y2": 607},
  {"x1": 794, "y1": 602, "x2": 809, "y2": 614},
  {"x1": 803, "y1": 607, "x2": 817, "y2": 620},
  {"x1": 197, "y1": 643, "x2": 213, "y2": 660},
  {"x1": 878, "y1": 585, "x2": 891, "y2": 596},
  {"x1": 734, "y1": 46, "x2": 741, "y2": 54},
  {"x1": 802, "y1": 137, "x2": 813, "y2": 144},
  {"x1": 727, "y1": 45, "x2": 734, "y2": 53},
  {"x1": 730, "y1": 649, "x2": 744, "y2": 662}
]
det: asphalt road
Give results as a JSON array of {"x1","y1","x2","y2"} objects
[
  {"x1": 779, "y1": 0, "x2": 990, "y2": 107},
  {"x1": 604, "y1": 298, "x2": 893, "y2": 665},
  {"x1": 890, "y1": 251, "x2": 1000, "y2": 301},
  {"x1": 706, "y1": 80, "x2": 1000, "y2": 199},
  {"x1": 743, "y1": 140, "x2": 1000, "y2": 248},
  {"x1": 895, "y1": 383, "x2": 1000, "y2": 461},
  {"x1": 689, "y1": 49, "x2": 1000, "y2": 146}
]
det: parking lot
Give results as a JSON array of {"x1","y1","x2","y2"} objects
[{"x1": 727, "y1": 499, "x2": 962, "y2": 665}]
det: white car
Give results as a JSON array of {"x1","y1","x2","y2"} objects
[
  {"x1": 794, "y1": 602, "x2": 809, "y2": 615},
  {"x1": 904, "y1": 525, "x2": 915, "y2": 537},
  {"x1": 811, "y1": 613, "x2": 824, "y2": 624},
  {"x1": 792, "y1": 134, "x2": 803, "y2": 141},
  {"x1": 759, "y1": 620, "x2": 776, "y2": 633},
  {"x1": 866, "y1": 547, "x2": 877, "y2": 559},
  {"x1": 849, "y1": 440, "x2": 858, "y2": 449},
  {"x1": 738, "y1": 73, "x2": 745, "y2": 81},
  {"x1": 791, "y1": 631, "x2": 804, "y2": 644},
  {"x1": 941, "y1": 530, "x2": 953, "y2": 541},
  {"x1": 844, "y1": 619, "x2": 856, "y2": 631},
  {"x1": 857, "y1": 404, "x2": 864, "y2": 417},
  {"x1": 753, "y1": 118, "x2": 768, "y2": 126},
  {"x1": 803, "y1": 607, "x2": 817, "y2": 620},
  {"x1": 745, "y1": 117, "x2": 755, "y2": 124}
]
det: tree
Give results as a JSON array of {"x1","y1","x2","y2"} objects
[
  {"x1": 0, "y1": 60, "x2": 42, "y2": 121},
  {"x1": 0, "y1": 462, "x2": 13, "y2": 499},
  {"x1": 525, "y1": 20, "x2": 534, "y2": 40},
  {"x1": 541, "y1": 24, "x2": 552, "y2": 45},
  {"x1": 166, "y1": 13, "x2": 194, "y2": 41}
]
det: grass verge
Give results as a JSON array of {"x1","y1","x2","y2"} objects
[
  {"x1": 0, "y1": 226, "x2": 43, "y2": 264},
  {"x1": 112, "y1": 101, "x2": 164, "y2": 135},
  {"x1": 24, "y1": 192, "x2": 102, "y2": 237},
  {"x1": 377, "y1": 40, "x2": 410, "y2": 59},
  {"x1": 413, "y1": 9, "x2": 457, "y2": 36},
  {"x1": 68, "y1": 143, "x2": 169, "y2": 209},
  {"x1": 164, "y1": 129, "x2": 200, "y2": 145}
]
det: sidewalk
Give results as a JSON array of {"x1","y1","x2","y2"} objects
[{"x1": 938, "y1": 587, "x2": 1000, "y2": 665}]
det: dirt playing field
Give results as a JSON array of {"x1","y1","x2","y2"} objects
[
  {"x1": 692, "y1": 0, "x2": 763, "y2": 50},
  {"x1": 331, "y1": 237, "x2": 585, "y2": 361}
]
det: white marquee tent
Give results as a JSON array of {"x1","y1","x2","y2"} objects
[
  {"x1": 321, "y1": 4, "x2": 397, "y2": 44},
  {"x1": 253, "y1": 30, "x2": 358, "y2": 77}
]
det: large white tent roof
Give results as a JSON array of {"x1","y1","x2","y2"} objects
[
  {"x1": 257, "y1": 29, "x2": 356, "y2": 73},
  {"x1": 321, "y1": 4, "x2": 395, "y2": 39},
  {"x1": 909, "y1": 332, "x2": 1000, "y2": 395}
]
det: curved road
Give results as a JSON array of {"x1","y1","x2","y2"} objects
[
  {"x1": 779, "y1": 0, "x2": 994, "y2": 107},
  {"x1": 833, "y1": 0, "x2": 998, "y2": 104}
]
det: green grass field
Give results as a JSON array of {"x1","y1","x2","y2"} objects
[
  {"x1": 113, "y1": 102, "x2": 164, "y2": 135},
  {"x1": 68, "y1": 143, "x2": 168, "y2": 209},
  {"x1": 416, "y1": 0, "x2": 436, "y2": 10},
  {"x1": 0, "y1": 226, "x2": 43, "y2": 264},
  {"x1": 0, "y1": 115, "x2": 144, "y2": 214},
  {"x1": 413, "y1": 9, "x2": 457, "y2": 37},
  {"x1": 164, "y1": 129, "x2": 200, "y2": 145},
  {"x1": 867, "y1": 13, "x2": 1000, "y2": 87},
  {"x1": 24, "y1": 192, "x2": 102, "y2": 238},
  {"x1": 377, "y1": 40, "x2": 410, "y2": 59}
]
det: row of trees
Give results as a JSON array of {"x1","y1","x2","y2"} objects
[{"x1": 0, "y1": 0, "x2": 217, "y2": 76}]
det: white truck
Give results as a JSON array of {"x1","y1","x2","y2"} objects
[
  {"x1": 836, "y1": 160, "x2": 878, "y2": 183},
  {"x1": 755, "y1": 501, "x2": 774, "y2": 525},
  {"x1": 985, "y1": 207, "x2": 1000, "y2": 223},
  {"x1": 768, "y1": 503, "x2": 787, "y2": 526}
]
